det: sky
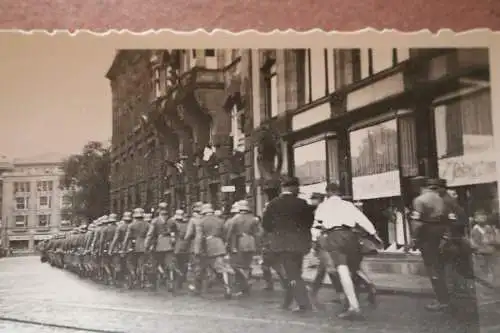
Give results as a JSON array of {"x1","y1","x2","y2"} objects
[{"x1": 0, "y1": 33, "x2": 116, "y2": 160}]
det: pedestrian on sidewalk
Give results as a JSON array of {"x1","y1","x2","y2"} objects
[
  {"x1": 470, "y1": 208, "x2": 496, "y2": 283},
  {"x1": 314, "y1": 183, "x2": 380, "y2": 320},
  {"x1": 262, "y1": 176, "x2": 314, "y2": 313}
]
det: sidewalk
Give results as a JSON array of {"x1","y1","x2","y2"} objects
[{"x1": 250, "y1": 254, "x2": 434, "y2": 297}]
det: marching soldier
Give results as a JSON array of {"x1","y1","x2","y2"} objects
[
  {"x1": 109, "y1": 212, "x2": 133, "y2": 286},
  {"x1": 145, "y1": 203, "x2": 177, "y2": 291},
  {"x1": 185, "y1": 201, "x2": 204, "y2": 294},
  {"x1": 91, "y1": 216, "x2": 107, "y2": 281},
  {"x1": 122, "y1": 208, "x2": 149, "y2": 288},
  {"x1": 196, "y1": 203, "x2": 234, "y2": 299},
  {"x1": 83, "y1": 222, "x2": 96, "y2": 277},
  {"x1": 174, "y1": 211, "x2": 191, "y2": 290},
  {"x1": 225, "y1": 200, "x2": 260, "y2": 296},
  {"x1": 100, "y1": 214, "x2": 119, "y2": 285},
  {"x1": 76, "y1": 224, "x2": 88, "y2": 276},
  {"x1": 410, "y1": 178, "x2": 451, "y2": 312}
]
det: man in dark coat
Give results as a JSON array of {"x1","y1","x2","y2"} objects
[
  {"x1": 262, "y1": 176, "x2": 314, "y2": 313},
  {"x1": 109, "y1": 212, "x2": 133, "y2": 284}
]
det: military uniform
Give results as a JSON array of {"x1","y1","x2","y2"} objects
[
  {"x1": 91, "y1": 216, "x2": 108, "y2": 280},
  {"x1": 145, "y1": 204, "x2": 178, "y2": 290},
  {"x1": 122, "y1": 208, "x2": 150, "y2": 288},
  {"x1": 411, "y1": 178, "x2": 451, "y2": 311},
  {"x1": 109, "y1": 212, "x2": 133, "y2": 284},
  {"x1": 174, "y1": 212, "x2": 191, "y2": 289},
  {"x1": 184, "y1": 202, "x2": 204, "y2": 293},
  {"x1": 196, "y1": 204, "x2": 234, "y2": 298},
  {"x1": 225, "y1": 201, "x2": 260, "y2": 295},
  {"x1": 99, "y1": 214, "x2": 118, "y2": 284}
]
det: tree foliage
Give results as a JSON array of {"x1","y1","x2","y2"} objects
[{"x1": 59, "y1": 141, "x2": 110, "y2": 223}]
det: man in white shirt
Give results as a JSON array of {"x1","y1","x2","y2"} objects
[{"x1": 314, "y1": 183, "x2": 380, "y2": 320}]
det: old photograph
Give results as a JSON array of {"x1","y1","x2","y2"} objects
[{"x1": 0, "y1": 32, "x2": 499, "y2": 333}]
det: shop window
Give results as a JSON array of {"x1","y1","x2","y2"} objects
[
  {"x1": 294, "y1": 138, "x2": 327, "y2": 203},
  {"x1": 434, "y1": 89, "x2": 494, "y2": 187}
]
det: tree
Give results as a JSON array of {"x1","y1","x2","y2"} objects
[{"x1": 59, "y1": 141, "x2": 111, "y2": 224}]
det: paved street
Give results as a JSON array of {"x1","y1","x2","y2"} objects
[{"x1": 0, "y1": 256, "x2": 499, "y2": 333}]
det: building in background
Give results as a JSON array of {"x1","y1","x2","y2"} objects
[
  {"x1": 107, "y1": 49, "x2": 253, "y2": 215},
  {"x1": 0, "y1": 155, "x2": 14, "y2": 250},
  {"x1": 0, "y1": 153, "x2": 71, "y2": 253}
]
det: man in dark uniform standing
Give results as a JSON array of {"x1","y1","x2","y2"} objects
[
  {"x1": 262, "y1": 176, "x2": 314, "y2": 313},
  {"x1": 410, "y1": 178, "x2": 451, "y2": 311},
  {"x1": 174, "y1": 211, "x2": 191, "y2": 290}
]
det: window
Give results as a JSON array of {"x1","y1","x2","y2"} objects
[
  {"x1": 153, "y1": 66, "x2": 161, "y2": 98},
  {"x1": 62, "y1": 195, "x2": 72, "y2": 208},
  {"x1": 36, "y1": 181, "x2": 53, "y2": 192},
  {"x1": 204, "y1": 49, "x2": 217, "y2": 69},
  {"x1": 38, "y1": 196, "x2": 51, "y2": 209},
  {"x1": 15, "y1": 215, "x2": 27, "y2": 228},
  {"x1": 434, "y1": 89, "x2": 495, "y2": 187},
  {"x1": 334, "y1": 49, "x2": 361, "y2": 89},
  {"x1": 38, "y1": 214, "x2": 50, "y2": 227},
  {"x1": 309, "y1": 48, "x2": 327, "y2": 100},
  {"x1": 263, "y1": 57, "x2": 278, "y2": 119},
  {"x1": 350, "y1": 119, "x2": 400, "y2": 200},
  {"x1": 294, "y1": 138, "x2": 328, "y2": 203},
  {"x1": 15, "y1": 197, "x2": 29, "y2": 210},
  {"x1": 14, "y1": 182, "x2": 30, "y2": 194}
]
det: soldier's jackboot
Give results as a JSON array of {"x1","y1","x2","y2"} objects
[
  {"x1": 262, "y1": 265, "x2": 274, "y2": 291},
  {"x1": 222, "y1": 272, "x2": 233, "y2": 299}
]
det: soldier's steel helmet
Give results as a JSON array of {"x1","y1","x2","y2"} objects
[
  {"x1": 133, "y1": 208, "x2": 144, "y2": 218},
  {"x1": 144, "y1": 213, "x2": 153, "y2": 222},
  {"x1": 123, "y1": 211, "x2": 133, "y2": 221},
  {"x1": 158, "y1": 202, "x2": 168, "y2": 212},
  {"x1": 238, "y1": 200, "x2": 250, "y2": 212},
  {"x1": 201, "y1": 203, "x2": 214, "y2": 215}
]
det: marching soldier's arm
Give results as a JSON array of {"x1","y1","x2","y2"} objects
[
  {"x1": 109, "y1": 228, "x2": 119, "y2": 253},
  {"x1": 144, "y1": 222, "x2": 157, "y2": 250},
  {"x1": 184, "y1": 219, "x2": 195, "y2": 241},
  {"x1": 122, "y1": 225, "x2": 132, "y2": 251},
  {"x1": 98, "y1": 229, "x2": 107, "y2": 254}
]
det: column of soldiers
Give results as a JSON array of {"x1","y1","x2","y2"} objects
[
  {"x1": 39, "y1": 199, "x2": 261, "y2": 299},
  {"x1": 38, "y1": 175, "x2": 475, "y2": 320}
]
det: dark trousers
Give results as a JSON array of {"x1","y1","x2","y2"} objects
[
  {"x1": 126, "y1": 252, "x2": 147, "y2": 281},
  {"x1": 278, "y1": 251, "x2": 311, "y2": 309},
  {"x1": 420, "y1": 238, "x2": 449, "y2": 304},
  {"x1": 261, "y1": 251, "x2": 287, "y2": 289}
]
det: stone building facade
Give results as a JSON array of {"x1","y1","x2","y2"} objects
[{"x1": 107, "y1": 50, "x2": 255, "y2": 215}]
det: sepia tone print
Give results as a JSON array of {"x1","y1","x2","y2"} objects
[{"x1": 0, "y1": 34, "x2": 499, "y2": 333}]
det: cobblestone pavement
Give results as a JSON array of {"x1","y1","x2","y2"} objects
[{"x1": 1, "y1": 256, "x2": 498, "y2": 333}]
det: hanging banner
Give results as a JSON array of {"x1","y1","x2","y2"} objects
[{"x1": 439, "y1": 151, "x2": 497, "y2": 188}]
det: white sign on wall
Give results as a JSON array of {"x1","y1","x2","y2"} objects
[
  {"x1": 352, "y1": 170, "x2": 401, "y2": 200},
  {"x1": 439, "y1": 151, "x2": 497, "y2": 188}
]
